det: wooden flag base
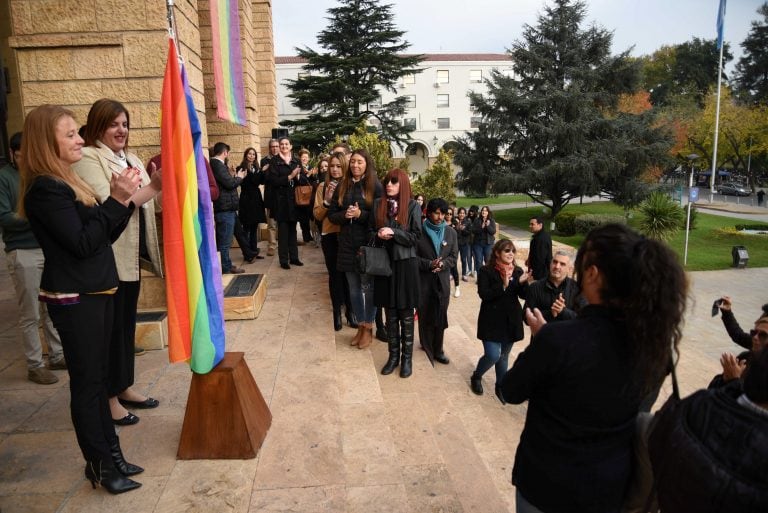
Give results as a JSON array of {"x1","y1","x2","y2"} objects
[{"x1": 177, "y1": 351, "x2": 272, "y2": 459}]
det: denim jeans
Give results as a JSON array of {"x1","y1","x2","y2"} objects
[
  {"x1": 474, "y1": 340, "x2": 514, "y2": 385},
  {"x1": 472, "y1": 243, "x2": 492, "y2": 270},
  {"x1": 346, "y1": 271, "x2": 376, "y2": 323},
  {"x1": 459, "y1": 243, "x2": 472, "y2": 276},
  {"x1": 214, "y1": 211, "x2": 236, "y2": 272}
]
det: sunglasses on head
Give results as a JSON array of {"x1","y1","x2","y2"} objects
[
  {"x1": 384, "y1": 177, "x2": 399, "y2": 185},
  {"x1": 751, "y1": 329, "x2": 768, "y2": 343}
]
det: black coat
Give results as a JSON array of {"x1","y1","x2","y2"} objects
[
  {"x1": 328, "y1": 179, "x2": 382, "y2": 272},
  {"x1": 522, "y1": 276, "x2": 581, "y2": 323},
  {"x1": 471, "y1": 217, "x2": 496, "y2": 245},
  {"x1": 415, "y1": 224, "x2": 458, "y2": 329},
  {"x1": 260, "y1": 155, "x2": 276, "y2": 211},
  {"x1": 24, "y1": 176, "x2": 132, "y2": 293},
  {"x1": 266, "y1": 155, "x2": 300, "y2": 222},
  {"x1": 528, "y1": 229, "x2": 552, "y2": 280},
  {"x1": 211, "y1": 157, "x2": 242, "y2": 213},
  {"x1": 237, "y1": 164, "x2": 266, "y2": 225},
  {"x1": 500, "y1": 305, "x2": 642, "y2": 513},
  {"x1": 453, "y1": 217, "x2": 472, "y2": 246},
  {"x1": 476, "y1": 265, "x2": 526, "y2": 343}
]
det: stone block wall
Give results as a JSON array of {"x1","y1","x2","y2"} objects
[{"x1": 2, "y1": 0, "x2": 275, "y2": 165}]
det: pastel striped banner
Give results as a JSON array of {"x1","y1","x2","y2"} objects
[
  {"x1": 161, "y1": 38, "x2": 226, "y2": 374},
  {"x1": 210, "y1": 0, "x2": 247, "y2": 125}
]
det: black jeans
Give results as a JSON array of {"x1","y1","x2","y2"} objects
[{"x1": 108, "y1": 280, "x2": 140, "y2": 397}]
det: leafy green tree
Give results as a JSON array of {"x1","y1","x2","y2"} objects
[
  {"x1": 282, "y1": 0, "x2": 424, "y2": 152},
  {"x1": 412, "y1": 149, "x2": 456, "y2": 205},
  {"x1": 734, "y1": 2, "x2": 768, "y2": 105},
  {"x1": 329, "y1": 124, "x2": 395, "y2": 179},
  {"x1": 639, "y1": 38, "x2": 732, "y2": 107},
  {"x1": 464, "y1": 0, "x2": 669, "y2": 217},
  {"x1": 452, "y1": 120, "x2": 505, "y2": 196}
]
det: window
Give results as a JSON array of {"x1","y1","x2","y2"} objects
[
  {"x1": 436, "y1": 70, "x2": 449, "y2": 84},
  {"x1": 404, "y1": 95, "x2": 416, "y2": 109},
  {"x1": 368, "y1": 97, "x2": 382, "y2": 109},
  {"x1": 297, "y1": 72, "x2": 309, "y2": 79},
  {"x1": 437, "y1": 94, "x2": 449, "y2": 108},
  {"x1": 437, "y1": 117, "x2": 450, "y2": 129},
  {"x1": 402, "y1": 118, "x2": 417, "y2": 130},
  {"x1": 470, "y1": 69, "x2": 483, "y2": 83},
  {"x1": 470, "y1": 116, "x2": 482, "y2": 128},
  {"x1": 402, "y1": 74, "x2": 416, "y2": 85}
]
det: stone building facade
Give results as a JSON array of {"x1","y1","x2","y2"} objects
[{"x1": 0, "y1": 0, "x2": 277, "y2": 165}]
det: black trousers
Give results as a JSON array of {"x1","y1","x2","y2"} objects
[
  {"x1": 48, "y1": 294, "x2": 118, "y2": 464},
  {"x1": 419, "y1": 321, "x2": 447, "y2": 358},
  {"x1": 108, "y1": 280, "x2": 140, "y2": 397},
  {"x1": 277, "y1": 220, "x2": 299, "y2": 265},
  {"x1": 321, "y1": 233, "x2": 348, "y2": 311}
]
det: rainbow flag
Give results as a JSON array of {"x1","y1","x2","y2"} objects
[
  {"x1": 161, "y1": 39, "x2": 226, "y2": 374},
  {"x1": 210, "y1": 0, "x2": 247, "y2": 125}
]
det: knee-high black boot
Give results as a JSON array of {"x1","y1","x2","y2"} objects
[
  {"x1": 400, "y1": 308, "x2": 415, "y2": 378},
  {"x1": 381, "y1": 308, "x2": 400, "y2": 375}
]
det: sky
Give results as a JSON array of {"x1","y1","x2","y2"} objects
[{"x1": 273, "y1": 0, "x2": 764, "y2": 72}]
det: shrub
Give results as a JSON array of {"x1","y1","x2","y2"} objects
[
  {"x1": 638, "y1": 191, "x2": 684, "y2": 241},
  {"x1": 554, "y1": 211, "x2": 580, "y2": 236},
  {"x1": 573, "y1": 214, "x2": 626, "y2": 235}
]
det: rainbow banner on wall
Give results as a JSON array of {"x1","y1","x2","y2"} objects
[
  {"x1": 161, "y1": 38, "x2": 226, "y2": 374},
  {"x1": 210, "y1": 0, "x2": 247, "y2": 125}
]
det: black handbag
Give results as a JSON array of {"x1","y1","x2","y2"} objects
[{"x1": 356, "y1": 236, "x2": 391, "y2": 276}]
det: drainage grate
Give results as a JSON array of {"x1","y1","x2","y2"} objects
[{"x1": 224, "y1": 274, "x2": 264, "y2": 297}]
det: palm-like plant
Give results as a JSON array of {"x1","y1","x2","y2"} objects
[{"x1": 638, "y1": 191, "x2": 684, "y2": 241}]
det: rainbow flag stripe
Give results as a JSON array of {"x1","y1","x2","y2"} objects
[
  {"x1": 210, "y1": 0, "x2": 247, "y2": 126},
  {"x1": 161, "y1": 39, "x2": 226, "y2": 374}
]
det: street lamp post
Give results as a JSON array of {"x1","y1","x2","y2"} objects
[{"x1": 684, "y1": 154, "x2": 699, "y2": 265}]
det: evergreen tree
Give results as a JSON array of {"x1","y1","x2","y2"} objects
[
  {"x1": 464, "y1": 0, "x2": 670, "y2": 216},
  {"x1": 281, "y1": 0, "x2": 424, "y2": 152},
  {"x1": 734, "y1": 2, "x2": 768, "y2": 105}
]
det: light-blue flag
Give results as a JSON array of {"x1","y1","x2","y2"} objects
[{"x1": 716, "y1": 0, "x2": 727, "y2": 49}]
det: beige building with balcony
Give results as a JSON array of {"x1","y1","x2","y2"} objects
[{"x1": 0, "y1": 0, "x2": 277, "y2": 165}]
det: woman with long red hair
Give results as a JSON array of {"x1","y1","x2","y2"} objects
[{"x1": 371, "y1": 169, "x2": 422, "y2": 377}]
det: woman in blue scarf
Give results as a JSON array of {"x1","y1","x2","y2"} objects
[{"x1": 415, "y1": 198, "x2": 458, "y2": 365}]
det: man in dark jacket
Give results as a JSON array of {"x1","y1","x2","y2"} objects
[
  {"x1": 211, "y1": 142, "x2": 247, "y2": 274},
  {"x1": 523, "y1": 250, "x2": 581, "y2": 323},
  {"x1": 526, "y1": 216, "x2": 552, "y2": 280},
  {"x1": 260, "y1": 139, "x2": 280, "y2": 256}
]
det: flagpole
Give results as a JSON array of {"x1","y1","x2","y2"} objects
[
  {"x1": 710, "y1": 0, "x2": 726, "y2": 196},
  {"x1": 165, "y1": 0, "x2": 181, "y2": 57}
]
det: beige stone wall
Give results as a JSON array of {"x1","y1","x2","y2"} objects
[
  {"x1": 2, "y1": 0, "x2": 275, "y2": 165},
  {"x1": 253, "y1": 0, "x2": 276, "y2": 156}
]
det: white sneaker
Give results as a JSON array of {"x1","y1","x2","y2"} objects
[{"x1": 454, "y1": 286, "x2": 461, "y2": 298}]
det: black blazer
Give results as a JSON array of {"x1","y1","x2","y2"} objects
[
  {"x1": 476, "y1": 265, "x2": 526, "y2": 343},
  {"x1": 266, "y1": 155, "x2": 300, "y2": 222},
  {"x1": 24, "y1": 176, "x2": 132, "y2": 293}
]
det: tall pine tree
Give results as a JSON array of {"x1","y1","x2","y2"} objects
[
  {"x1": 281, "y1": 0, "x2": 423, "y2": 152},
  {"x1": 457, "y1": 0, "x2": 670, "y2": 216},
  {"x1": 734, "y1": 2, "x2": 768, "y2": 106}
]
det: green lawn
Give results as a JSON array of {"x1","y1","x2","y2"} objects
[
  {"x1": 455, "y1": 194, "x2": 531, "y2": 208},
  {"x1": 493, "y1": 202, "x2": 768, "y2": 271}
]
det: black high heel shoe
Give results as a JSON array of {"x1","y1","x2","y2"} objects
[
  {"x1": 110, "y1": 439, "x2": 144, "y2": 476},
  {"x1": 85, "y1": 460, "x2": 142, "y2": 494}
]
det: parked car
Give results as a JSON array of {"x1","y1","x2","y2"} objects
[{"x1": 717, "y1": 182, "x2": 751, "y2": 196}]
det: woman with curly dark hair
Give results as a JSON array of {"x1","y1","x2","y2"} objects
[
  {"x1": 500, "y1": 224, "x2": 687, "y2": 513},
  {"x1": 371, "y1": 168, "x2": 422, "y2": 377}
]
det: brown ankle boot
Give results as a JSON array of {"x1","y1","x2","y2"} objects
[
  {"x1": 350, "y1": 325, "x2": 364, "y2": 346},
  {"x1": 358, "y1": 322, "x2": 373, "y2": 349}
]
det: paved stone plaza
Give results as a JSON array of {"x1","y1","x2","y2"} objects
[{"x1": 0, "y1": 234, "x2": 765, "y2": 513}]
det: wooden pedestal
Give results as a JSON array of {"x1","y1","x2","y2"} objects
[{"x1": 177, "y1": 352, "x2": 272, "y2": 459}]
